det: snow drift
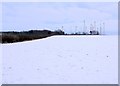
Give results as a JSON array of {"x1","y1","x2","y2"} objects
[{"x1": 2, "y1": 35, "x2": 118, "y2": 84}]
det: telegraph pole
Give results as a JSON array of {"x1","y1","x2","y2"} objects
[
  {"x1": 103, "y1": 22, "x2": 105, "y2": 35},
  {"x1": 83, "y1": 20, "x2": 86, "y2": 33},
  {"x1": 94, "y1": 21, "x2": 96, "y2": 31},
  {"x1": 100, "y1": 23, "x2": 102, "y2": 35}
]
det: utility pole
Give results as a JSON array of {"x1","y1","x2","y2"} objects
[
  {"x1": 100, "y1": 23, "x2": 102, "y2": 35},
  {"x1": 75, "y1": 26, "x2": 78, "y2": 34},
  {"x1": 90, "y1": 24, "x2": 93, "y2": 31},
  {"x1": 61, "y1": 26, "x2": 63, "y2": 30},
  {"x1": 83, "y1": 20, "x2": 86, "y2": 33},
  {"x1": 94, "y1": 21, "x2": 96, "y2": 31},
  {"x1": 103, "y1": 22, "x2": 105, "y2": 35}
]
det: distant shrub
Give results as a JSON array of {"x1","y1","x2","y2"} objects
[{"x1": 54, "y1": 29, "x2": 65, "y2": 35}]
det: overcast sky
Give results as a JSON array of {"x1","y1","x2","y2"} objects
[{"x1": 2, "y1": 2, "x2": 118, "y2": 35}]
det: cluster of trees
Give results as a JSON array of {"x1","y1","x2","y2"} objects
[
  {"x1": 0, "y1": 29, "x2": 100, "y2": 44},
  {"x1": 0, "y1": 29, "x2": 65, "y2": 43}
]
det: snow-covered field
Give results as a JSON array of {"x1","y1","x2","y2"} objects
[
  {"x1": 2, "y1": 35, "x2": 118, "y2": 84},
  {"x1": 0, "y1": 44, "x2": 2, "y2": 85}
]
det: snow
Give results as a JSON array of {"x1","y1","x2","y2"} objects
[
  {"x1": 0, "y1": 44, "x2": 2, "y2": 85},
  {"x1": 2, "y1": 35, "x2": 118, "y2": 84}
]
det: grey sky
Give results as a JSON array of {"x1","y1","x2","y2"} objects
[{"x1": 2, "y1": 2, "x2": 118, "y2": 35}]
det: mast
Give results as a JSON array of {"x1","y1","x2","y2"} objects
[
  {"x1": 90, "y1": 24, "x2": 93, "y2": 31},
  {"x1": 100, "y1": 23, "x2": 102, "y2": 35},
  {"x1": 94, "y1": 21, "x2": 96, "y2": 31},
  {"x1": 83, "y1": 20, "x2": 86, "y2": 33},
  {"x1": 75, "y1": 26, "x2": 78, "y2": 34},
  {"x1": 103, "y1": 22, "x2": 105, "y2": 35},
  {"x1": 62, "y1": 26, "x2": 63, "y2": 29}
]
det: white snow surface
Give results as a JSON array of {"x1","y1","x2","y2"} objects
[
  {"x1": 0, "y1": 44, "x2": 2, "y2": 85},
  {"x1": 2, "y1": 35, "x2": 118, "y2": 84}
]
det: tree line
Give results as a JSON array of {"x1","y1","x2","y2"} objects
[{"x1": 0, "y1": 29, "x2": 64, "y2": 43}]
